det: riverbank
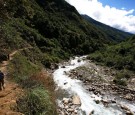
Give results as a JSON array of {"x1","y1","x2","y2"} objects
[
  {"x1": 69, "y1": 60, "x2": 135, "y2": 101},
  {"x1": 53, "y1": 56, "x2": 135, "y2": 115}
]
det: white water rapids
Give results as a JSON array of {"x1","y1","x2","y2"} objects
[{"x1": 53, "y1": 56, "x2": 135, "y2": 115}]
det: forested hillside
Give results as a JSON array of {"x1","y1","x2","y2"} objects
[
  {"x1": 88, "y1": 35, "x2": 135, "y2": 71},
  {"x1": 0, "y1": 0, "x2": 112, "y2": 66},
  {"x1": 87, "y1": 35, "x2": 135, "y2": 86},
  {"x1": 82, "y1": 14, "x2": 132, "y2": 42}
]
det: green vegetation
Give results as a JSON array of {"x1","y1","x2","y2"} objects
[
  {"x1": 82, "y1": 15, "x2": 132, "y2": 42},
  {"x1": 0, "y1": 0, "x2": 134, "y2": 113},
  {"x1": 17, "y1": 87, "x2": 56, "y2": 115},
  {"x1": 1, "y1": 0, "x2": 132, "y2": 64},
  {"x1": 113, "y1": 70, "x2": 131, "y2": 86},
  {"x1": 8, "y1": 52, "x2": 40, "y2": 87},
  {"x1": 88, "y1": 35, "x2": 135, "y2": 71},
  {"x1": 88, "y1": 35, "x2": 135, "y2": 86},
  {"x1": 8, "y1": 52, "x2": 57, "y2": 114},
  {"x1": 0, "y1": 0, "x2": 112, "y2": 63}
]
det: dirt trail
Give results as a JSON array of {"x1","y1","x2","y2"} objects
[{"x1": 0, "y1": 48, "x2": 32, "y2": 115}]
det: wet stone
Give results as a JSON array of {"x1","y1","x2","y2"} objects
[
  {"x1": 89, "y1": 110, "x2": 94, "y2": 115},
  {"x1": 94, "y1": 100, "x2": 100, "y2": 104},
  {"x1": 61, "y1": 66, "x2": 66, "y2": 68},
  {"x1": 72, "y1": 95, "x2": 81, "y2": 105},
  {"x1": 67, "y1": 108, "x2": 74, "y2": 112},
  {"x1": 63, "y1": 98, "x2": 70, "y2": 104}
]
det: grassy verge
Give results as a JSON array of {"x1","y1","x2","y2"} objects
[{"x1": 8, "y1": 52, "x2": 57, "y2": 115}]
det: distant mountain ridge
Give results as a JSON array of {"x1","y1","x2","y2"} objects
[{"x1": 82, "y1": 14, "x2": 133, "y2": 42}]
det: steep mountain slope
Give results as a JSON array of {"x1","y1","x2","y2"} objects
[
  {"x1": 82, "y1": 14, "x2": 132, "y2": 42},
  {"x1": 88, "y1": 35, "x2": 135, "y2": 71},
  {"x1": 0, "y1": 0, "x2": 112, "y2": 65}
]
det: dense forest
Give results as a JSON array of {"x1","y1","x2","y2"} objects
[
  {"x1": 0, "y1": 0, "x2": 111, "y2": 65},
  {"x1": 1, "y1": 0, "x2": 132, "y2": 66}
]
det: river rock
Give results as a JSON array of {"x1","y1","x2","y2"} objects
[
  {"x1": 94, "y1": 99, "x2": 100, "y2": 104},
  {"x1": 77, "y1": 59, "x2": 81, "y2": 62},
  {"x1": 67, "y1": 108, "x2": 74, "y2": 112},
  {"x1": 89, "y1": 110, "x2": 94, "y2": 115},
  {"x1": 64, "y1": 105, "x2": 69, "y2": 109},
  {"x1": 74, "y1": 109, "x2": 78, "y2": 114},
  {"x1": 64, "y1": 71, "x2": 67, "y2": 74},
  {"x1": 64, "y1": 82, "x2": 67, "y2": 85},
  {"x1": 111, "y1": 100, "x2": 116, "y2": 103},
  {"x1": 72, "y1": 95, "x2": 81, "y2": 105},
  {"x1": 121, "y1": 105, "x2": 130, "y2": 111},
  {"x1": 63, "y1": 98, "x2": 70, "y2": 104},
  {"x1": 124, "y1": 94, "x2": 133, "y2": 101},
  {"x1": 125, "y1": 111, "x2": 134, "y2": 115},
  {"x1": 101, "y1": 99, "x2": 109, "y2": 107},
  {"x1": 61, "y1": 66, "x2": 66, "y2": 68},
  {"x1": 120, "y1": 105, "x2": 134, "y2": 115}
]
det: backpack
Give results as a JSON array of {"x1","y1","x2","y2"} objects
[{"x1": 0, "y1": 72, "x2": 4, "y2": 80}]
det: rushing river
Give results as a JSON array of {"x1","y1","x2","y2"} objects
[{"x1": 53, "y1": 56, "x2": 135, "y2": 115}]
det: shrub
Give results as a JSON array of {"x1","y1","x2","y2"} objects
[
  {"x1": 87, "y1": 52, "x2": 103, "y2": 62},
  {"x1": 17, "y1": 87, "x2": 57, "y2": 115},
  {"x1": 116, "y1": 70, "x2": 131, "y2": 79},
  {"x1": 113, "y1": 78, "x2": 127, "y2": 86},
  {"x1": 113, "y1": 70, "x2": 131, "y2": 86}
]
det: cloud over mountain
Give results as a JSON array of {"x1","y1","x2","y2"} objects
[{"x1": 65, "y1": 0, "x2": 135, "y2": 34}]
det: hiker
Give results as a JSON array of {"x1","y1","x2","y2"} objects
[{"x1": 0, "y1": 70, "x2": 5, "y2": 90}]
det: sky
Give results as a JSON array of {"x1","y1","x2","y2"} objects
[{"x1": 65, "y1": 0, "x2": 135, "y2": 34}]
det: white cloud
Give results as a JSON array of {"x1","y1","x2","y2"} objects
[{"x1": 65, "y1": 0, "x2": 135, "y2": 34}]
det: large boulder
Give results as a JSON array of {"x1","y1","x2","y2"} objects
[{"x1": 72, "y1": 95, "x2": 81, "y2": 105}]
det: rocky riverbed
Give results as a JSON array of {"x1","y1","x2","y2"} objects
[
  {"x1": 68, "y1": 60, "x2": 135, "y2": 101},
  {"x1": 53, "y1": 56, "x2": 135, "y2": 115},
  {"x1": 66, "y1": 62, "x2": 135, "y2": 101}
]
